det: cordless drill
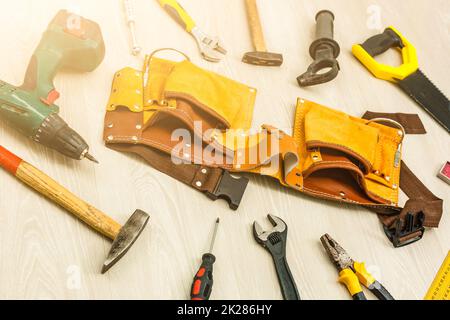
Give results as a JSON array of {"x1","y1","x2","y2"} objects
[{"x1": 0, "y1": 10, "x2": 105, "y2": 162}]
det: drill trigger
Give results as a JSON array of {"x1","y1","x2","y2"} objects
[{"x1": 40, "y1": 89, "x2": 60, "y2": 106}]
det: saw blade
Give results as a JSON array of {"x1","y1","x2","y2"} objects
[{"x1": 398, "y1": 69, "x2": 450, "y2": 133}]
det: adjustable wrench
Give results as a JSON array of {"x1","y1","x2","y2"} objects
[
  {"x1": 157, "y1": 0, "x2": 227, "y2": 62},
  {"x1": 253, "y1": 215, "x2": 301, "y2": 300}
]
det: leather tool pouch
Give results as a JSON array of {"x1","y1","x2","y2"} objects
[
  {"x1": 289, "y1": 99, "x2": 403, "y2": 207},
  {"x1": 103, "y1": 51, "x2": 256, "y2": 210},
  {"x1": 102, "y1": 50, "x2": 442, "y2": 246},
  {"x1": 244, "y1": 99, "x2": 442, "y2": 247}
]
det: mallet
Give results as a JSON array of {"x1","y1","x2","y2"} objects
[
  {"x1": 242, "y1": 0, "x2": 283, "y2": 66},
  {"x1": 0, "y1": 145, "x2": 149, "y2": 273}
]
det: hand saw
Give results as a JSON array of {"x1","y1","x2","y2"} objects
[{"x1": 353, "y1": 27, "x2": 450, "y2": 133}]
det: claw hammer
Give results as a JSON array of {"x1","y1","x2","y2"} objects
[{"x1": 0, "y1": 145, "x2": 149, "y2": 273}]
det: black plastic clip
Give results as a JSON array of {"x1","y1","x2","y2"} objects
[
  {"x1": 384, "y1": 212, "x2": 425, "y2": 248},
  {"x1": 207, "y1": 171, "x2": 249, "y2": 211}
]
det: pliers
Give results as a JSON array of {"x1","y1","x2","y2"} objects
[{"x1": 320, "y1": 234, "x2": 395, "y2": 300}]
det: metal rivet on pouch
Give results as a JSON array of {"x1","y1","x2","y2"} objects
[
  {"x1": 147, "y1": 100, "x2": 154, "y2": 105},
  {"x1": 393, "y1": 184, "x2": 398, "y2": 190},
  {"x1": 132, "y1": 136, "x2": 138, "y2": 141},
  {"x1": 134, "y1": 105, "x2": 140, "y2": 111},
  {"x1": 107, "y1": 124, "x2": 114, "y2": 128},
  {"x1": 107, "y1": 136, "x2": 114, "y2": 141},
  {"x1": 374, "y1": 170, "x2": 380, "y2": 175},
  {"x1": 385, "y1": 176, "x2": 391, "y2": 182},
  {"x1": 136, "y1": 125, "x2": 142, "y2": 130},
  {"x1": 196, "y1": 181, "x2": 203, "y2": 188},
  {"x1": 300, "y1": 99, "x2": 305, "y2": 104},
  {"x1": 340, "y1": 192, "x2": 346, "y2": 198},
  {"x1": 201, "y1": 169, "x2": 208, "y2": 174},
  {"x1": 398, "y1": 130, "x2": 403, "y2": 136}
]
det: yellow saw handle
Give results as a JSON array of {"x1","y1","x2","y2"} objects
[
  {"x1": 352, "y1": 26, "x2": 418, "y2": 82},
  {"x1": 158, "y1": 0, "x2": 196, "y2": 33}
]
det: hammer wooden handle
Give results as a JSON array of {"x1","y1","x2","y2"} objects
[
  {"x1": 0, "y1": 146, "x2": 121, "y2": 240},
  {"x1": 245, "y1": 0, "x2": 267, "y2": 52}
]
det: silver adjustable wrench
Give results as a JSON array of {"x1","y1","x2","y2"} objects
[{"x1": 157, "y1": 0, "x2": 227, "y2": 62}]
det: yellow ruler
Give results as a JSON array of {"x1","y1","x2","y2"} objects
[{"x1": 425, "y1": 251, "x2": 450, "y2": 300}]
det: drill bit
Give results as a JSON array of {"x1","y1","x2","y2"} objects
[{"x1": 84, "y1": 152, "x2": 99, "y2": 164}]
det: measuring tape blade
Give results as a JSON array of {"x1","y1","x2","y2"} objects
[{"x1": 425, "y1": 251, "x2": 450, "y2": 300}]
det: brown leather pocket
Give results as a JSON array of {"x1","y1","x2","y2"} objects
[
  {"x1": 304, "y1": 106, "x2": 379, "y2": 173},
  {"x1": 302, "y1": 148, "x2": 391, "y2": 205}
]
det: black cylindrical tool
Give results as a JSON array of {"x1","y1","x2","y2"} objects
[
  {"x1": 297, "y1": 10, "x2": 340, "y2": 87},
  {"x1": 190, "y1": 218, "x2": 220, "y2": 300}
]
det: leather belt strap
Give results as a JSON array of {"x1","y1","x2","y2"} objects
[
  {"x1": 363, "y1": 112, "x2": 427, "y2": 134},
  {"x1": 363, "y1": 112, "x2": 443, "y2": 247},
  {"x1": 107, "y1": 143, "x2": 249, "y2": 210}
]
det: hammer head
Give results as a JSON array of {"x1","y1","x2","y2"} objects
[
  {"x1": 102, "y1": 210, "x2": 150, "y2": 274},
  {"x1": 242, "y1": 51, "x2": 283, "y2": 66}
]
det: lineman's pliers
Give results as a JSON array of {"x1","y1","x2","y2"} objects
[{"x1": 320, "y1": 234, "x2": 395, "y2": 300}]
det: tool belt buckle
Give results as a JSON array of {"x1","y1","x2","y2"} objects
[
  {"x1": 206, "y1": 171, "x2": 249, "y2": 211},
  {"x1": 384, "y1": 212, "x2": 425, "y2": 248}
]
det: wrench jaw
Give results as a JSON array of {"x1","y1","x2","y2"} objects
[
  {"x1": 191, "y1": 27, "x2": 227, "y2": 62},
  {"x1": 253, "y1": 215, "x2": 288, "y2": 245},
  {"x1": 253, "y1": 221, "x2": 267, "y2": 244}
]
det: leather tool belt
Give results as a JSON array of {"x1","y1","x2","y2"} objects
[{"x1": 103, "y1": 51, "x2": 443, "y2": 247}]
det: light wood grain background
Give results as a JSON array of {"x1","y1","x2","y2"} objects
[{"x1": 0, "y1": 0, "x2": 448, "y2": 300}]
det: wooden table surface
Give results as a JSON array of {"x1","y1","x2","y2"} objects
[{"x1": 0, "y1": 0, "x2": 448, "y2": 300}]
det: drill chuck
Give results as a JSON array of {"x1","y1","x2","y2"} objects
[{"x1": 34, "y1": 113, "x2": 94, "y2": 162}]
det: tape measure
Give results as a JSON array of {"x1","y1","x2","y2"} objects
[{"x1": 425, "y1": 251, "x2": 450, "y2": 300}]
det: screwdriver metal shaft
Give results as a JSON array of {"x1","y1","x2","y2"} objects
[
  {"x1": 209, "y1": 218, "x2": 220, "y2": 253},
  {"x1": 123, "y1": 0, "x2": 142, "y2": 56}
]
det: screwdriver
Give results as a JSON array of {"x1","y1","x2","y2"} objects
[{"x1": 190, "y1": 218, "x2": 220, "y2": 300}]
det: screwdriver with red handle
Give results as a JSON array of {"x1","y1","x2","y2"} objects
[{"x1": 190, "y1": 218, "x2": 220, "y2": 300}]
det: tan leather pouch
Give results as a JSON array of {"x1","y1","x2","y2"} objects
[{"x1": 285, "y1": 99, "x2": 404, "y2": 206}]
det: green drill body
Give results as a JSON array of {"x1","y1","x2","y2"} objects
[{"x1": 0, "y1": 10, "x2": 105, "y2": 161}]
